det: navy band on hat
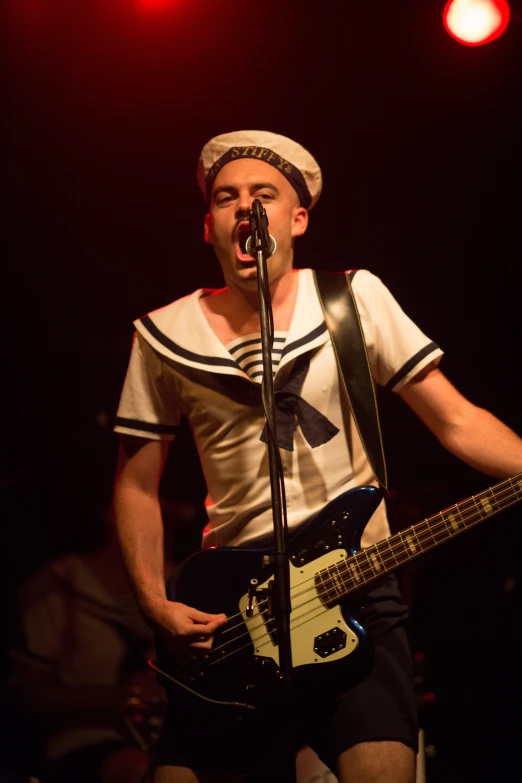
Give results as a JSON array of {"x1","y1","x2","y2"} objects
[
  {"x1": 205, "y1": 145, "x2": 313, "y2": 209},
  {"x1": 197, "y1": 131, "x2": 322, "y2": 211}
]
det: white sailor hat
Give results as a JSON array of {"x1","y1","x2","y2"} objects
[{"x1": 197, "y1": 130, "x2": 322, "y2": 210}]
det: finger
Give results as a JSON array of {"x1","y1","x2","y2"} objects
[
  {"x1": 183, "y1": 617, "x2": 227, "y2": 637},
  {"x1": 184, "y1": 621, "x2": 219, "y2": 636},
  {"x1": 204, "y1": 616, "x2": 228, "y2": 634},
  {"x1": 190, "y1": 638, "x2": 213, "y2": 651},
  {"x1": 187, "y1": 608, "x2": 227, "y2": 625}
]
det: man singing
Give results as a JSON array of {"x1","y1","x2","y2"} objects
[{"x1": 113, "y1": 130, "x2": 522, "y2": 783}]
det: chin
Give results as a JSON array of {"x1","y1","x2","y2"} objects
[{"x1": 235, "y1": 269, "x2": 260, "y2": 288}]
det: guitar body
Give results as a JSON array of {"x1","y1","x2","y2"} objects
[
  {"x1": 154, "y1": 470, "x2": 522, "y2": 710},
  {"x1": 157, "y1": 485, "x2": 382, "y2": 709}
]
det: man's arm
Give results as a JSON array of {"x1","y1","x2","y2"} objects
[
  {"x1": 113, "y1": 435, "x2": 226, "y2": 655},
  {"x1": 398, "y1": 364, "x2": 522, "y2": 479}
]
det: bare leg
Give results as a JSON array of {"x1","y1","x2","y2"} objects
[
  {"x1": 153, "y1": 766, "x2": 247, "y2": 783},
  {"x1": 337, "y1": 740, "x2": 416, "y2": 783}
]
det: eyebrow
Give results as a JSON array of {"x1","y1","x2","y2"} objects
[{"x1": 212, "y1": 182, "x2": 281, "y2": 200}]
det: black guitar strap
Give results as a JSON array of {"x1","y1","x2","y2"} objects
[{"x1": 313, "y1": 269, "x2": 388, "y2": 491}]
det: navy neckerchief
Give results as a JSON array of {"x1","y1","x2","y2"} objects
[{"x1": 260, "y1": 352, "x2": 339, "y2": 452}]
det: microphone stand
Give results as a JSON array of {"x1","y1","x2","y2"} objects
[{"x1": 250, "y1": 198, "x2": 296, "y2": 781}]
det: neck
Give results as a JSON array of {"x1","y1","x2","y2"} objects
[
  {"x1": 200, "y1": 265, "x2": 299, "y2": 343},
  {"x1": 227, "y1": 267, "x2": 297, "y2": 315},
  {"x1": 318, "y1": 473, "x2": 522, "y2": 606}
]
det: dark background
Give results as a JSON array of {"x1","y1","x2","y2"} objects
[{"x1": 4, "y1": 1, "x2": 522, "y2": 780}]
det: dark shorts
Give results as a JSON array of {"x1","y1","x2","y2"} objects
[{"x1": 153, "y1": 576, "x2": 418, "y2": 779}]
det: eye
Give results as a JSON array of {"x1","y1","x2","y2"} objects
[{"x1": 216, "y1": 195, "x2": 234, "y2": 205}]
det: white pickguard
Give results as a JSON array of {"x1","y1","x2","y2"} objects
[{"x1": 238, "y1": 549, "x2": 359, "y2": 668}]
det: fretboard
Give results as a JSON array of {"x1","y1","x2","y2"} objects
[{"x1": 318, "y1": 473, "x2": 522, "y2": 603}]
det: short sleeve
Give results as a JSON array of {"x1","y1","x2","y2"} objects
[
  {"x1": 352, "y1": 270, "x2": 443, "y2": 391},
  {"x1": 114, "y1": 333, "x2": 181, "y2": 441}
]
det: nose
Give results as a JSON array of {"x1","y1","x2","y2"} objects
[{"x1": 235, "y1": 192, "x2": 251, "y2": 220}]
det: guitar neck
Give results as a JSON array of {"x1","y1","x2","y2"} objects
[{"x1": 322, "y1": 473, "x2": 522, "y2": 600}]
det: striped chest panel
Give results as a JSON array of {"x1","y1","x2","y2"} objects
[{"x1": 226, "y1": 332, "x2": 288, "y2": 381}]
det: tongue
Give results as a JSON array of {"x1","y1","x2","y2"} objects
[{"x1": 236, "y1": 238, "x2": 254, "y2": 262}]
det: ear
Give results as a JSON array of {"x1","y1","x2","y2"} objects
[
  {"x1": 203, "y1": 213, "x2": 213, "y2": 244},
  {"x1": 291, "y1": 207, "x2": 309, "y2": 238}
]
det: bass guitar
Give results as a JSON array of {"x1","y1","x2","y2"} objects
[{"x1": 153, "y1": 472, "x2": 522, "y2": 711}]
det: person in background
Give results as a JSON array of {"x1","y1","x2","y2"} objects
[{"x1": 10, "y1": 504, "x2": 167, "y2": 783}]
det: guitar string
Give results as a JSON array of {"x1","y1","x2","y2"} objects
[
  {"x1": 214, "y1": 483, "x2": 521, "y2": 651},
  {"x1": 212, "y1": 481, "x2": 521, "y2": 642},
  {"x1": 204, "y1": 494, "x2": 522, "y2": 670},
  {"x1": 217, "y1": 477, "x2": 521, "y2": 633},
  {"x1": 211, "y1": 483, "x2": 521, "y2": 650},
  {"x1": 281, "y1": 488, "x2": 522, "y2": 616},
  {"x1": 204, "y1": 491, "x2": 520, "y2": 666}
]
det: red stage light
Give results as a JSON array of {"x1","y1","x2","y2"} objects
[
  {"x1": 443, "y1": 0, "x2": 511, "y2": 46},
  {"x1": 136, "y1": 0, "x2": 178, "y2": 11}
]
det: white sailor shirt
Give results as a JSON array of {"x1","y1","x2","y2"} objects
[{"x1": 114, "y1": 269, "x2": 443, "y2": 549}]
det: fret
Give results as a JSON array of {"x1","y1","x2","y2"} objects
[
  {"x1": 382, "y1": 537, "x2": 400, "y2": 567},
  {"x1": 329, "y1": 563, "x2": 346, "y2": 598},
  {"x1": 403, "y1": 531, "x2": 419, "y2": 555},
  {"x1": 430, "y1": 518, "x2": 446, "y2": 545},
  {"x1": 438, "y1": 512, "x2": 451, "y2": 538},
  {"x1": 447, "y1": 510, "x2": 461, "y2": 537},
  {"x1": 470, "y1": 495, "x2": 486, "y2": 524},
  {"x1": 416, "y1": 520, "x2": 437, "y2": 548},
  {"x1": 453, "y1": 502, "x2": 469, "y2": 528},
  {"x1": 426, "y1": 518, "x2": 438, "y2": 545},
  {"x1": 365, "y1": 546, "x2": 386, "y2": 574},
  {"x1": 396, "y1": 531, "x2": 408, "y2": 563},
  {"x1": 508, "y1": 476, "x2": 522, "y2": 500},
  {"x1": 410, "y1": 526, "x2": 423, "y2": 549},
  {"x1": 444, "y1": 509, "x2": 462, "y2": 534},
  {"x1": 372, "y1": 546, "x2": 387, "y2": 572},
  {"x1": 315, "y1": 569, "x2": 333, "y2": 604},
  {"x1": 396, "y1": 531, "x2": 416, "y2": 564},
  {"x1": 486, "y1": 487, "x2": 502, "y2": 511},
  {"x1": 325, "y1": 573, "x2": 339, "y2": 603},
  {"x1": 316, "y1": 570, "x2": 327, "y2": 592},
  {"x1": 361, "y1": 548, "x2": 378, "y2": 579},
  {"x1": 456, "y1": 504, "x2": 467, "y2": 526},
  {"x1": 346, "y1": 558, "x2": 364, "y2": 585}
]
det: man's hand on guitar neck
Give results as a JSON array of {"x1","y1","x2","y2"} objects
[{"x1": 148, "y1": 599, "x2": 227, "y2": 664}]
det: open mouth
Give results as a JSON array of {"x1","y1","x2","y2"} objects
[{"x1": 235, "y1": 221, "x2": 254, "y2": 262}]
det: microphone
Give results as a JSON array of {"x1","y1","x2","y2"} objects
[
  {"x1": 247, "y1": 198, "x2": 277, "y2": 259},
  {"x1": 245, "y1": 233, "x2": 277, "y2": 259}
]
